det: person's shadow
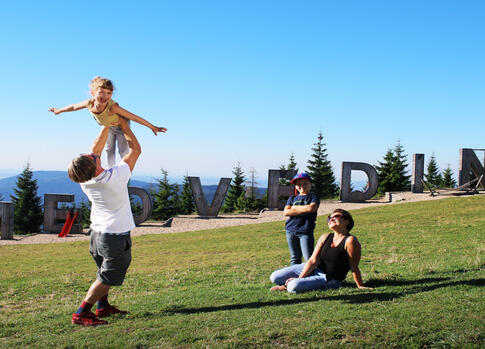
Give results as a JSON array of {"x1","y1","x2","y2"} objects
[{"x1": 139, "y1": 269, "x2": 484, "y2": 317}]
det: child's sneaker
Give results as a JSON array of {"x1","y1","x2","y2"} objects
[
  {"x1": 96, "y1": 304, "x2": 128, "y2": 318},
  {"x1": 72, "y1": 311, "x2": 107, "y2": 326}
]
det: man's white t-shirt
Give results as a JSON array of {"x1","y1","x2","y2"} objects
[{"x1": 81, "y1": 161, "x2": 135, "y2": 233}]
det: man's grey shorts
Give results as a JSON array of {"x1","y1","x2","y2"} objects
[{"x1": 89, "y1": 230, "x2": 132, "y2": 286}]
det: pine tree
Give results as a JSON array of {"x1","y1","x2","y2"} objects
[
  {"x1": 223, "y1": 161, "x2": 246, "y2": 213},
  {"x1": 425, "y1": 154, "x2": 442, "y2": 188},
  {"x1": 152, "y1": 169, "x2": 180, "y2": 221},
  {"x1": 375, "y1": 148, "x2": 395, "y2": 195},
  {"x1": 79, "y1": 199, "x2": 92, "y2": 229},
  {"x1": 10, "y1": 163, "x2": 43, "y2": 234},
  {"x1": 235, "y1": 191, "x2": 256, "y2": 212},
  {"x1": 376, "y1": 141, "x2": 411, "y2": 195},
  {"x1": 441, "y1": 165, "x2": 457, "y2": 188},
  {"x1": 306, "y1": 131, "x2": 338, "y2": 199},
  {"x1": 393, "y1": 141, "x2": 411, "y2": 191},
  {"x1": 179, "y1": 175, "x2": 196, "y2": 215},
  {"x1": 279, "y1": 153, "x2": 298, "y2": 185}
]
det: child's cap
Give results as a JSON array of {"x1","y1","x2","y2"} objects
[{"x1": 290, "y1": 172, "x2": 312, "y2": 184}]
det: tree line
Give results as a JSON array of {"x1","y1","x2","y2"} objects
[{"x1": 6, "y1": 132, "x2": 460, "y2": 234}]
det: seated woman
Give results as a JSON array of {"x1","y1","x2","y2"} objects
[{"x1": 270, "y1": 209, "x2": 370, "y2": 293}]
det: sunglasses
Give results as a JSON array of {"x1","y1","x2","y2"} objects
[{"x1": 327, "y1": 214, "x2": 344, "y2": 222}]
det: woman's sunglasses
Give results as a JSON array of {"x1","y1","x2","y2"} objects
[{"x1": 327, "y1": 214, "x2": 344, "y2": 222}]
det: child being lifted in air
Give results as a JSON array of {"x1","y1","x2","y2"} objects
[{"x1": 49, "y1": 76, "x2": 167, "y2": 167}]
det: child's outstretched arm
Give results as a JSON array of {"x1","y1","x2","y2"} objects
[
  {"x1": 48, "y1": 100, "x2": 90, "y2": 115},
  {"x1": 110, "y1": 104, "x2": 167, "y2": 135}
]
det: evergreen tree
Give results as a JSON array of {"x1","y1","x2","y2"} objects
[
  {"x1": 279, "y1": 153, "x2": 298, "y2": 185},
  {"x1": 425, "y1": 154, "x2": 442, "y2": 188},
  {"x1": 235, "y1": 191, "x2": 256, "y2": 212},
  {"x1": 393, "y1": 141, "x2": 411, "y2": 190},
  {"x1": 79, "y1": 199, "x2": 92, "y2": 229},
  {"x1": 441, "y1": 165, "x2": 456, "y2": 188},
  {"x1": 306, "y1": 131, "x2": 338, "y2": 199},
  {"x1": 179, "y1": 175, "x2": 196, "y2": 215},
  {"x1": 10, "y1": 163, "x2": 43, "y2": 234},
  {"x1": 152, "y1": 169, "x2": 180, "y2": 221},
  {"x1": 223, "y1": 161, "x2": 246, "y2": 213},
  {"x1": 376, "y1": 141, "x2": 411, "y2": 195},
  {"x1": 375, "y1": 148, "x2": 395, "y2": 195}
]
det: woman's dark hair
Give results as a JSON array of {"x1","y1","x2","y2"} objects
[{"x1": 331, "y1": 208, "x2": 354, "y2": 232}]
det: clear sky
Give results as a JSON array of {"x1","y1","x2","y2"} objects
[{"x1": 1, "y1": 1, "x2": 484, "y2": 185}]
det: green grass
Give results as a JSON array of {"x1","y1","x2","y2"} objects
[{"x1": 1, "y1": 196, "x2": 484, "y2": 348}]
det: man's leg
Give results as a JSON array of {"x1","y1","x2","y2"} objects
[
  {"x1": 94, "y1": 233, "x2": 131, "y2": 317},
  {"x1": 72, "y1": 280, "x2": 110, "y2": 326},
  {"x1": 84, "y1": 279, "x2": 111, "y2": 304}
]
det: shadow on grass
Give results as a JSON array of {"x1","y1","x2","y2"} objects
[{"x1": 156, "y1": 275, "x2": 484, "y2": 316}]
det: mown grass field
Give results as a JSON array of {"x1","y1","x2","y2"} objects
[{"x1": 0, "y1": 196, "x2": 484, "y2": 348}]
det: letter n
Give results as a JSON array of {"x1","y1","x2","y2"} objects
[{"x1": 459, "y1": 148, "x2": 485, "y2": 186}]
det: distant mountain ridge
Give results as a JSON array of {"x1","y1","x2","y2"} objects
[{"x1": 0, "y1": 171, "x2": 266, "y2": 205}]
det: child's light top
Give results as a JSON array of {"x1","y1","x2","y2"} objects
[{"x1": 88, "y1": 99, "x2": 120, "y2": 126}]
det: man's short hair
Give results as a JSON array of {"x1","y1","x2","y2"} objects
[{"x1": 68, "y1": 155, "x2": 96, "y2": 183}]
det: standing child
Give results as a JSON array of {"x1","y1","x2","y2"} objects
[
  {"x1": 284, "y1": 173, "x2": 320, "y2": 265},
  {"x1": 49, "y1": 76, "x2": 167, "y2": 167}
]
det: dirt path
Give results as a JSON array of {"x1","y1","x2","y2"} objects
[{"x1": 0, "y1": 191, "x2": 477, "y2": 246}]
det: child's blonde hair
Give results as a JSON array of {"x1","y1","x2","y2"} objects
[{"x1": 89, "y1": 76, "x2": 115, "y2": 92}]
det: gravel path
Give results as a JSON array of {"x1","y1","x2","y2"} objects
[{"x1": 1, "y1": 191, "x2": 477, "y2": 246}]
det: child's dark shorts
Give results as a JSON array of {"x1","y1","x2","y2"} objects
[{"x1": 89, "y1": 230, "x2": 132, "y2": 286}]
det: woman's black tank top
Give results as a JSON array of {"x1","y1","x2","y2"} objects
[{"x1": 318, "y1": 233, "x2": 351, "y2": 281}]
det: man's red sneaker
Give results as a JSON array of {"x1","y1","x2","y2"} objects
[
  {"x1": 72, "y1": 311, "x2": 107, "y2": 326},
  {"x1": 96, "y1": 304, "x2": 128, "y2": 318}
]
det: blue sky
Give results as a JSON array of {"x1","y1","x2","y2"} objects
[{"x1": 1, "y1": 1, "x2": 484, "y2": 185}]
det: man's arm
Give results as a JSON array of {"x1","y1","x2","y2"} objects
[
  {"x1": 118, "y1": 117, "x2": 141, "y2": 172},
  {"x1": 90, "y1": 126, "x2": 111, "y2": 157}
]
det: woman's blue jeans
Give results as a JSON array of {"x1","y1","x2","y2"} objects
[
  {"x1": 270, "y1": 263, "x2": 342, "y2": 293},
  {"x1": 286, "y1": 230, "x2": 314, "y2": 265}
]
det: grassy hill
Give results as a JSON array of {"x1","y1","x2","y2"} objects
[{"x1": 0, "y1": 196, "x2": 483, "y2": 348}]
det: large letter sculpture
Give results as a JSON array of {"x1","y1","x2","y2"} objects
[
  {"x1": 340, "y1": 162, "x2": 378, "y2": 202},
  {"x1": 411, "y1": 154, "x2": 424, "y2": 193},
  {"x1": 188, "y1": 177, "x2": 232, "y2": 217},
  {"x1": 128, "y1": 186, "x2": 153, "y2": 226},
  {"x1": 267, "y1": 169, "x2": 297, "y2": 210},
  {"x1": 459, "y1": 148, "x2": 485, "y2": 186},
  {"x1": 0, "y1": 201, "x2": 14, "y2": 240},
  {"x1": 43, "y1": 194, "x2": 82, "y2": 234}
]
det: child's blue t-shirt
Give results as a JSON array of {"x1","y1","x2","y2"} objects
[{"x1": 285, "y1": 193, "x2": 320, "y2": 233}]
